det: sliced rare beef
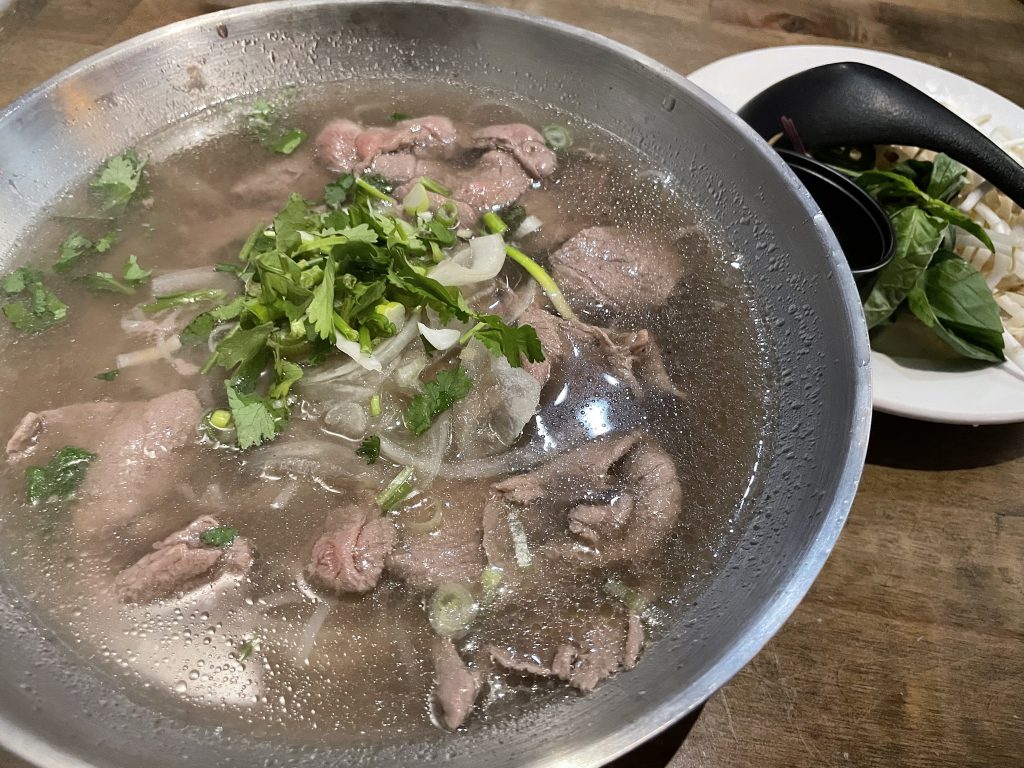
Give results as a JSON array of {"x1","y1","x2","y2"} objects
[
  {"x1": 230, "y1": 156, "x2": 307, "y2": 206},
  {"x1": 315, "y1": 116, "x2": 457, "y2": 173},
  {"x1": 483, "y1": 431, "x2": 682, "y2": 565},
  {"x1": 471, "y1": 123, "x2": 557, "y2": 179},
  {"x1": 114, "y1": 515, "x2": 253, "y2": 603},
  {"x1": 488, "y1": 612, "x2": 644, "y2": 692},
  {"x1": 306, "y1": 493, "x2": 396, "y2": 594},
  {"x1": 6, "y1": 389, "x2": 202, "y2": 534},
  {"x1": 431, "y1": 636, "x2": 481, "y2": 729},
  {"x1": 390, "y1": 150, "x2": 531, "y2": 222},
  {"x1": 387, "y1": 481, "x2": 489, "y2": 591},
  {"x1": 515, "y1": 304, "x2": 680, "y2": 397},
  {"x1": 549, "y1": 226, "x2": 685, "y2": 312}
]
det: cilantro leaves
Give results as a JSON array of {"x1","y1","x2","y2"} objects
[
  {"x1": 83, "y1": 256, "x2": 151, "y2": 294},
  {"x1": 2, "y1": 268, "x2": 67, "y2": 334},
  {"x1": 26, "y1": 446, "x2": 96, "y2": 505},
  {"x1": 90, "y1": 149, "x2": 147, "y2": 211},
  {"x1": 199, "y1": 525, "x2": 238, "y2": 547},
  {"x1": 357, "y1": 434, "x2": 381, "y2": 464},
  {"x1": 246, "y1": 99, "x2": 307, "y2": 155},
  {"x1": 404, "y1": 366, "x2": 473, "y2": 435},
  {"x1": 225, "y1": 382, "x2": 283, "y2": 450}
]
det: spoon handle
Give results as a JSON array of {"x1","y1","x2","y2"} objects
[{"x1": 738, "y1": 62, "x2": 1024, "y2": 208}]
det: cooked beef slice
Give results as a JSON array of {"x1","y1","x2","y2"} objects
[
  {"x1": 472, "y1": 123, "x2": 557, "y2": 179},
  {"x1": 488, "y1": 613, "x2": 641, "y2": 692},
  {"x1": 515, "y1": 304, "x2": 680, "y2": 397},
  {"x1": 431, "y1": 636, "x2": 481, "y2": 730},
  {"x1": 230, "y1": 156, "x2": 307, "y2": 206},
  {"x1": 483, "y1": 432, "x2": 681, "y2": 566},
  {"x1": 315, "y1": 116, "x2": 457, "y2": 173},
  {"x1": 114, "y1": 515, "x2": 253, "y2": 603},
  {"x1": 7, "y1": 390, "x2": 203, "y2": 533},
  {"x1": 482, "y1": 433, "x2": 640, "y2": 570},
  {"x1": 387, "y1": 482, "x2": 488, "y2": 591},
  {"x1": 306, "y1": 494, "x2": 396, "y2": 594},
  {"x1": 550, "y1": 226, "x2": 685, "y2": 312},
  {"x1": 391, "y1": 150, "x2": 531, "y2": 222}
]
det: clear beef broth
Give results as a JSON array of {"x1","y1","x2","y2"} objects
[{"x1": 0, "y1": 83, "x2": 774, "y2": 743}]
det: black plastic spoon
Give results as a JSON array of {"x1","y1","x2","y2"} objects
[{"x1": 738, "y1": 62, "x2": 1024, "y2": 208}]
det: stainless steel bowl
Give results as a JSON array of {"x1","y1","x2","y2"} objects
[{"x1": 0, "y1": 2, "x2": 870, "y2": 766}]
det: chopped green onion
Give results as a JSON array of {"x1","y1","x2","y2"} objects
[
  {"x1": 402, "y1": 182, "x2": 430, "y2": 216},
  {"x1": 389, "y1": 111, "x2": 411, "y2": 122},
  {"x1": 503, "y1": 244, "x2": 577, "y2": 321},
  {"x1": 355, "y1": 175, "x2": 394, "y2": 203},
  {"x1": 270, "y1": 128, "x2": 306, "y2": 155},
  {"x1": 603, "y1": 579, "x2": 646, "y2": 614},
  {"x1": 434, "y1": 200, "x2": 460, "y2": 228},
  {"x1": 402, "y1": 500, "x2": 443, "y2": 534},
  {"x1": 199, "y1": 525, "x2": 237, "y2": 547},
  {"x1": 377, "y1": 466, "x2": 415, "y2": 511},
  {"x1": 481, "y1": 565, "x2": 504, "y2": 605},
  {"x1": 419, "y1": 176, "x2": 452, "y2": 197},
  {"x1": 95, "y1": 369, "x2": 119, "y2": 381},
  {"x1": 428, "y1": 583, "x2": 478, "y2": 639},
  {"x1": 369, "y1": 393, "x2": 382, "y2": 417},
  {"x1": 237, "y1": 635, "x2": 260, "y2": 663},
  {"x1": 508, "y1": 511, "x2": 532, "y2": 568},
  {"x1": 208, "y1": 409, "x2": 232, "y2": 430},
  {"x1": 202, "y1": 408, "x2": 237, "y2": 445},
  {"x1": 541, "y1": 125, "x2": 572, "y2": 151},
  {"x1": 481, "y1": 210, "x2": 507, "y2": 235}
]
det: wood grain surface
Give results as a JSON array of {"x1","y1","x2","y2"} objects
[{"x1": 1, "y1": 2, "x2": 1023, "y2": 767}]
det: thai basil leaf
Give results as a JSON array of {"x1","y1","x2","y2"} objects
[
  {"x1": 925, "y1": 154, "x2": 967, "y2": 203},
  {"x1": 907, "y1": 256, "x2": 1005, "y2": 363},
  {"x1": 862, "y1": 207, "x2": 947, "y2": 328}
]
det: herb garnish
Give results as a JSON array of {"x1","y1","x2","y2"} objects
[
  {"x1": 54, "y1": 231, "x2": 118, "y2": 273},
  {"x1": 188, "y1": 172, "x2": 543, "y2": 449},
  {"x1": 357, "y1": 434, "x2": 381, "y2": 464},
  {"x1": 1, "y1": 268, "x2": 67, "y2": 333},
  {"x1": 403, "y1": 366, "x2": 473, "y2": 435},
  {"x1": 855, "y1": 153, "x2": 1004, "y2": 362},
  {"x1": 246, "y1": 99, "x2": 307, "y2": 155},
  {"x1": 199, "y1": 525, "x2": 238, "y2": 547},
  {"x1": 84, "y1": 255, "x2": 152, "y2": 294},
  {"x1": 237, "y1": 635, "x2": 260, "y2": 663},
  {"x1": 90, "y1": 149, "x2": 148, "y2": 211},
  {"x1": 95, "y1": 369, "x2": 119, "y2": 381},
  {"x1": 25, "y1": 446, "x2": 96, "y2": 505}
]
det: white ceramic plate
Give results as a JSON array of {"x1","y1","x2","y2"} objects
[{"x1": 689, "y1": 45, "x2": 1024, "y2": 425}]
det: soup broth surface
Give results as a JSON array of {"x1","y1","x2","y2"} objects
[{"x1": 0, "y1": 83, "x2": 774, "y2": 743}]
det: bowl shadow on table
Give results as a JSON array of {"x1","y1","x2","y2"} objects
[
  {"x1": 867, "y1": 411, "x2": 1024, "y2": 470},
  {"x1": 605, "y1": 705, "x2": 704, "y2": 768}
]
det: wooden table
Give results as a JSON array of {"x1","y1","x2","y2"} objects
[{"x1": 2, "y1": 2, "x2": 1023, "y2": 766}]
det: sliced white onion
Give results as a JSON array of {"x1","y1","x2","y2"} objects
[
  {"x1": 115, "y1": 336, "x2": 182, "y2": 369},
  {"x1": 150, "y1": 267, "x2": 237, "y2": 296},
  {"x1": 514, "y1": 215, "x2": 543, "y2": 239},
  {"x1": 417, "y1": 322, "x2": 461, "y2": 350},
  {"x1": 304, "y1": 310, "x2": 421, "y2": 384},
  {"x1": 1003, "y1": 332, "x2": 1024, "y2": 377},
  {"x1": 336, "y1": 336, "x2": 383, "y2": 371},
  {"x1": 428, "y1": 233, "x2": 506, "y2": 286}
]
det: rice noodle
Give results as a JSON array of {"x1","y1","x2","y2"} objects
[
  {"x1": 115, "y1": 336, "x2": 182, "y2": 369},
  {"x1": 294, "y1": 601, "x2": 332, "y2": 666},
  {"x1": 378, "y1": 414, "x2": 451, "y2": 486},
  {"x1": 150, "y1": 267, "x2": 238, "y2": 296}
]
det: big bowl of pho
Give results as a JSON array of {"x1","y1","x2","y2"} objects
[{"x1": 0, "y1": 1, "x2": 870, "y2": 766}]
